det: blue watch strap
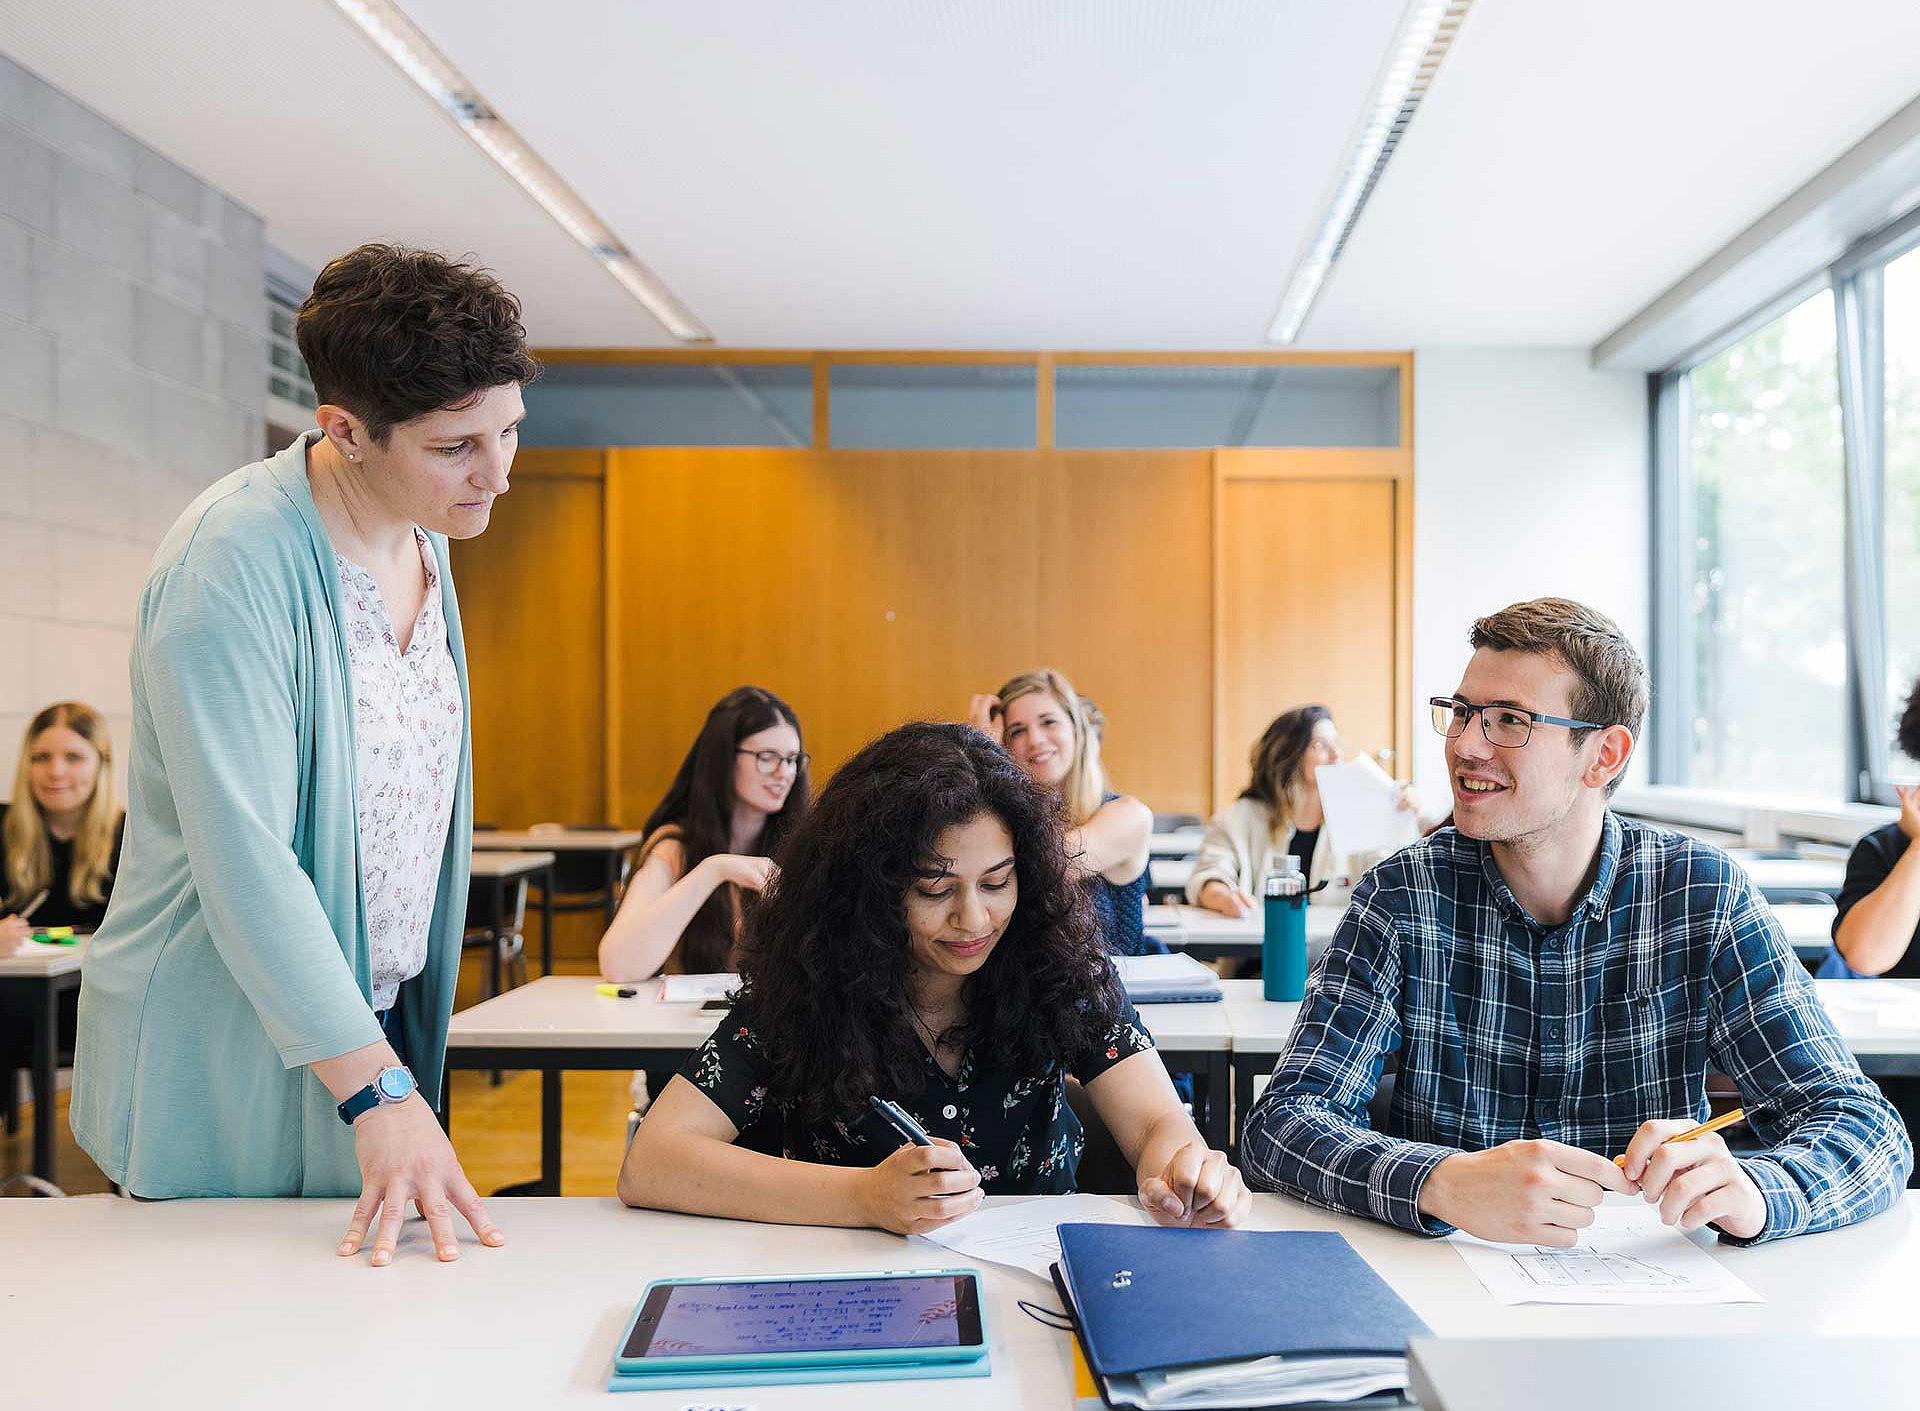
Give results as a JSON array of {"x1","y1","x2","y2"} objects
[
  {"x1": 336, "y1": 1066, "x2": 415, "y2": 1125},
  {"x1": 337, "y1": 1084, "x2": 384, "y2": 1125}
]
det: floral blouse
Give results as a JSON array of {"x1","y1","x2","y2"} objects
[
  {"x1": 682, "y1": 997, "x2": 1157, "y2": 1194},
  {"x1": 336, "y1": 529, "x2": 462, "y2": 1011}
]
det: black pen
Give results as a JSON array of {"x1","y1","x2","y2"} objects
[{"x1": 868, "y1": 1095, "x2": 934, "y2": 1147}]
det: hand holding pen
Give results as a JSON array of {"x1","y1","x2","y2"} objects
[
  {"x1": 860, "y1": 1095, "x2": 983, "y2": 1236},
  {"x1": 0, "y1": 890, "x2": 49, "y2": 957}
]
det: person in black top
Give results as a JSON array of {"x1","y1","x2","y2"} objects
[
  {"x1": 1833, "y1": 680, "x2": 1920, "y2": 977},
  {"x1": 617, "y1": 721, "x2": 1250, "y2": 1234},
  {"x1": 2, "y1": 702, "x2": 126, "y2": 1082}
]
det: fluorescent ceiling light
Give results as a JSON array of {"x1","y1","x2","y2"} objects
[
  {"x1": 1267, "y1": 0, "x2": 1473, "y2": 344},
  {"x1": 330, "y1": 0, "x2": 712, "y2": 342}
]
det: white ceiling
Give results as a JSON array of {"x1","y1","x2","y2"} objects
[{"x1": 3, "y1": 0, "x2": 1920, "y2": 349}]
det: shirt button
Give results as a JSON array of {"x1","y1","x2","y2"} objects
[
  {"x1": 942, "y1": 1104, "x2": 959, "y2": 1121},
  {"x1": 1546, "y1": 1026, "x2": 1562, "y2": 1040}
]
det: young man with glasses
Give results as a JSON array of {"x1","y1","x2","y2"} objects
[{"x1": 1240, "y1": 598, "x2": 1911, "y2": 1246}]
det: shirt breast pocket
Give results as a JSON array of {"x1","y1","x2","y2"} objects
[{"x1": 1587, "y1": 976, "x2": 1705, "y2": 1114}]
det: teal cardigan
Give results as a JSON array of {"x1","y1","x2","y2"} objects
[{"x1": 71, "y1": 432, "x2": 473, "y2": 1198}]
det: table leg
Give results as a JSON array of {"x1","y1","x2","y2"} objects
[
  {"x1": 541, "y1": 1067, "x2": 563, "y2": 1194},
  {"x1": 604, "y1": 850, "x2": 619, "y2": 927},
  {"x1": 31, "y1": 978, "x2": 57, "y2": 1185},
  {"x1": 540, "y1": 863, "x2": 554, "y2": 977},
  {"x1": 438, "y1": 1069, "x2": 453, "y2": 1135},
  {"x1": 1198, "y1": 1053, "x2": 1231, "y2": 1151}
]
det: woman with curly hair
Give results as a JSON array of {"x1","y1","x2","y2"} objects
[
  {"x1": 1833, "y1": 679, "x2": 1920, "y2": 977},
  {"x1": 617, "y1": 722, "x2": 1249, "y2": 1234}
]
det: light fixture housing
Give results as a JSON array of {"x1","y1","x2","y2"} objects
[
  {"x1": 330, "y1": 0, "x2": 712, "y2": 342},
  {"x1": 1267, "y1": 0, "x2": 1473, "y2": 344}
]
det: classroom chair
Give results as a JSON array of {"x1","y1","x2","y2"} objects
[
  {"x1": 462, "y1": 877, "x2": 530, "y2": 1084},
  {"x1": 526, "y1": 822, "x2": 636, "y2": 922}
]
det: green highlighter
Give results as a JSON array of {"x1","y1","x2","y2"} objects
[{"x1": 31, "y1": 927, "x2": 77, "y2": 945}]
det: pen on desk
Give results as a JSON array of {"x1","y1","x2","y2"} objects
[
  {"x1": 12, "y1": 890, "x2": 49, "y2": 922},
  {"x1": 868, "y1": 1095, "x2": 934, "y2": 1147},
  {"x1": 595, "y1": 983, "x2": 637, "y2": 998},
  {"x1": 1614, "y1": 1108, "x2": 1746, "y2": 1169}
]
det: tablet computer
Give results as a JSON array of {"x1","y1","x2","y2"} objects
[{"x1": 613, "y1": 1268, "x2": 986, "y2": 1374}]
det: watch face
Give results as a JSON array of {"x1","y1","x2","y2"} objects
[{"x1": 376, "y1": 1067, "x2": 414, "y2": 1101}]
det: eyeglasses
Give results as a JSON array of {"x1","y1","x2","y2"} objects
[
  {"x1": 1428, "y1": 696, "x2": 1605, "y2": 749},
  {"x1": 737, "y1": 748, "x2": 809, "y2": 776}
]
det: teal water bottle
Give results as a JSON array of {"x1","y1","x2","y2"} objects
[{"x1": 1263, "y1": 853, "x2": 1308, "y2": 1002}]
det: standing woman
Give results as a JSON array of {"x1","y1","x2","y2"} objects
[
  {"x1": 72, "y1": 246, "x2": 537, "y2": 1270},
  {"x1": 967, "y1": 669, "x2": 1156, "y2": 955},
  {"x1": 598, "y1": 686, "x2": 811, "y2": 982}
]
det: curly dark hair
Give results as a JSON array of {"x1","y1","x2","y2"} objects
[
  {"x1": 296, "y1": 243, "x2": 540, "y2": 443},
  {"x1": 735, "y1": 721, "x2": 1125, "y2": 1127},
  {"x1": 1899, "y1": 678, "x2": 1920, "y2": 764}
]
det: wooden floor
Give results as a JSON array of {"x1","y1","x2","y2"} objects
[{"x1": 2, "y1": 959, "x2": 639, "y2": 1199}]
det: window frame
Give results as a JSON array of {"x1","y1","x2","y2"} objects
[{"x1": 1652, "y1": 204, "x2": 1920, "y2": 804}]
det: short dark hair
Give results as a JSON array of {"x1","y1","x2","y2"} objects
[
  {"x1": 1898, "y1": 678, "x2": 1920, "y2": 764},
  {"x1": 1469, "y1": 598, "x2": 1648, "y2": 796},
  {"x1": 296, "y1": 244, "x2": 539, "y2": 443}
]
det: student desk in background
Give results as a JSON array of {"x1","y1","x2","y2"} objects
[
  {"x1": 1730, "y1": 854, "x2": 1847, "y2": 904},
  {"x1": 9, "y1": 1192, "x2": 1920, "y2": 1407},
  {"x1": 472, "y1": 829, "x2": 646, "y2": 926},
  {"x1": 0, "y1": 937, "x2": 85, "y2": 1186},
  {"x1": 1144, "y1": 902, "x2": 1344, "y2": 963},
  {"x1": 443, "y1": 976, "x2": 1234, "y2": 1193},
  {"x1": 468, "y1": 849, "x2": 557, "y2": 976},
  {"x1": 1146, "y1": 830, "x2": 1204, "y2": 858}
]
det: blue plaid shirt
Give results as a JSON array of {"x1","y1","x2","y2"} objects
[{"x1": 1240, "y1": 813, "x2": 1911, "y2": 1245}]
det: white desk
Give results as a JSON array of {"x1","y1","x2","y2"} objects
[
  {"x1": 1147, "y1": 830, "x2": 1203, "y2": 858},
  {"x1": 1771, "y1": 900, "x2": 1838, "y2": 965},
  {"x1": 0, "y1": 936, "x2": 86, "y2": 1184},
  {"x1": 468, "y1": 849, "x2": 557, "y2": 975},
  {"x1": 8, "y1": 1192, "x2": 1919, "y2": 1407},
  {"x1": 1143, "y1": 902, "x2": 1344, "y2": 963},
  {"x1": 473, "y1": 829, "x2": 647, "y2": 924},
  {"x1": 1731, "y1": 854, "x2": 1847, "y2": 902},
  {"x1": 444, "y1": 977, "x2": 1237, "y2": 1188},
  {"x1": 1146, "y1": 855, "x2": 1194, "y2": 893}
]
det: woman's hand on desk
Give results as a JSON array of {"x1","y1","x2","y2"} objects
[
  {"x1": 0, "y1": 914, "x2": 27, "y2": 955},
  {"x1": 858, "y1": 1139, "x2": 983, "y2": 1235},
  {"x1": 1197, "y1": 880, "x2": 1255, "y2": 919},
  {"x1": 1139, "y1": 1141, "x2": 1251, "y2": 1228},
  {"x1": 338, "y1": 1096, "x2": 505, "y2": 1267}
]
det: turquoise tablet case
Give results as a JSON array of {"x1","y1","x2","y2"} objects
[{"x1": 606, "y1": 1349, "x2": 991, "y2": 1393}]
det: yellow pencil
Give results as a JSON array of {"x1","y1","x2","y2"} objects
[{"x1": 1613, "y1": 1107, "x2": 1745, "y2": 1169}]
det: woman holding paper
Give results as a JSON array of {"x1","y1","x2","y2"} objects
[
  {"x1": 1188, "y1": 706, "x2": 1417, "y2": 918},
  {"x1": 618, "y1": 721, "x2": 1251, "y2": 1234}
]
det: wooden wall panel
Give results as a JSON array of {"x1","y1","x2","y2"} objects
[
  {"x1": 605, "y1": 449, "x2": 1213, "y2": 825},
  {"x1": 1214, "y1": 477, "x2": 1399, "y2": 811},
  {"x1": 450, "y1": 449, "x2": 607, "y2": 830}
]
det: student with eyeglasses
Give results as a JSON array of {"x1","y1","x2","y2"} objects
[
  {"x1": 598, "y1": 687, "x2": 811, "y2": 982},
  {"x1": 1240, "y1": 597, "x2": 1910, "y2": 1248}
]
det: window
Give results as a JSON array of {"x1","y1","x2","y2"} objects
[
  {"x1": 827, "y1": 364, "x2": 1036, "y2": 449},
  {"x1": 266, "y1": 280, "x2": 316, "y2": 412},
  {"x1": 1681, "y1": 291, "x2": 1845, "y2": 798},
  {"x1": 1653, "y1": 208, "x2": 1920, "y2": 803},
  {"x1": 521, "y1": 363, "x2": 813, "y2": 447},
  {"x1": 1054, "y1": 363, "x2": 1399, "y2": 449},
  {"x1": 1885, "y1": 245, "x2": 1920, "y2": 777}
]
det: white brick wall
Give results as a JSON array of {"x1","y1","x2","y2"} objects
[{"x1": 0, "y1": 53, "x2": 266, "y2": 800}]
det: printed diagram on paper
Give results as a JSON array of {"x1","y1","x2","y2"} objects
[{"x1": 1449, "y1": 1198, "x2": 1765, "y2": 1306}]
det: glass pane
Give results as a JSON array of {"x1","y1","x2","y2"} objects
[
  {"x1": 828, "y1": 364, "x2": 1035, "y2": 449},
  {"x1": 1684, "y1": 289, "x2": 1845, "y2": 798},
  {"x1": 1886, "y1": 246, "x2": 1920, "y2": 777},
  {"x1": 520, "y1": 364, "x2": 813, "y2": 447},
  {"x1": 1055, "y1": 364, "x2": 1399, "y2": 448}
]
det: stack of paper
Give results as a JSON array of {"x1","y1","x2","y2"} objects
[
  {"x1": 917, "y1": 1193, "x2": 1152, "y2": 1279},
  {"x1": 657, "y1": 972, "x2": 738, "y2": 1003},
  {"x1": 1112, "y1": 953, "x2": 1221, "y2": 1004},
  {"x1": 1111, "y1": 1354, "x2": 1410, "y2": 1409}
]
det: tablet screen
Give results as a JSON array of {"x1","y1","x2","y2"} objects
[{"x1": 624, "y1": 1274, "x2": 981, "y2": 1359}]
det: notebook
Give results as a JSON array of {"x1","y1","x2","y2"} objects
[
  {"x1": 1113, "y1": 953, "x2": 1222, "y2": 1004},
  {"x1": 1054, "y1": 1225, "x2": 1427, "y2": 1409}
]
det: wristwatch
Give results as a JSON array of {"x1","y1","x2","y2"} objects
[{"x1": 336, "y1": 1065, "x2": 417, "y2": 1125}]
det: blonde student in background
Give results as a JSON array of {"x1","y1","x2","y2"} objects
[
  {"x1": 966, "y1": 669, "x2": 1158, "y2": 956},
  {"x1": 1187, "y1": 705, "x2": 1418, "y2": 919}
]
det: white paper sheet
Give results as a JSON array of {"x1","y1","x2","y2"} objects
[
  {"x1": 1821, "y1": 983, "x2": 1920, "y2": 1037},
  {"x1": 657, "y1": 973, "x2": 739, "y2": 1003},
  {"x1": 1313, "y1": 755, "x2": 1419, "y2": 861},
  {"x1": 1449, "y1": 1198, "x2": 1765, "y2": 1306},
  {"x1": 914, "y1": 1193, "x2": 1153, "y2": 1280}
]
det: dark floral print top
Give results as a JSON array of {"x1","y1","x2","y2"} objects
[{"x1": 682, "y1": 998, "x2": 1157, "y2": 1194}]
